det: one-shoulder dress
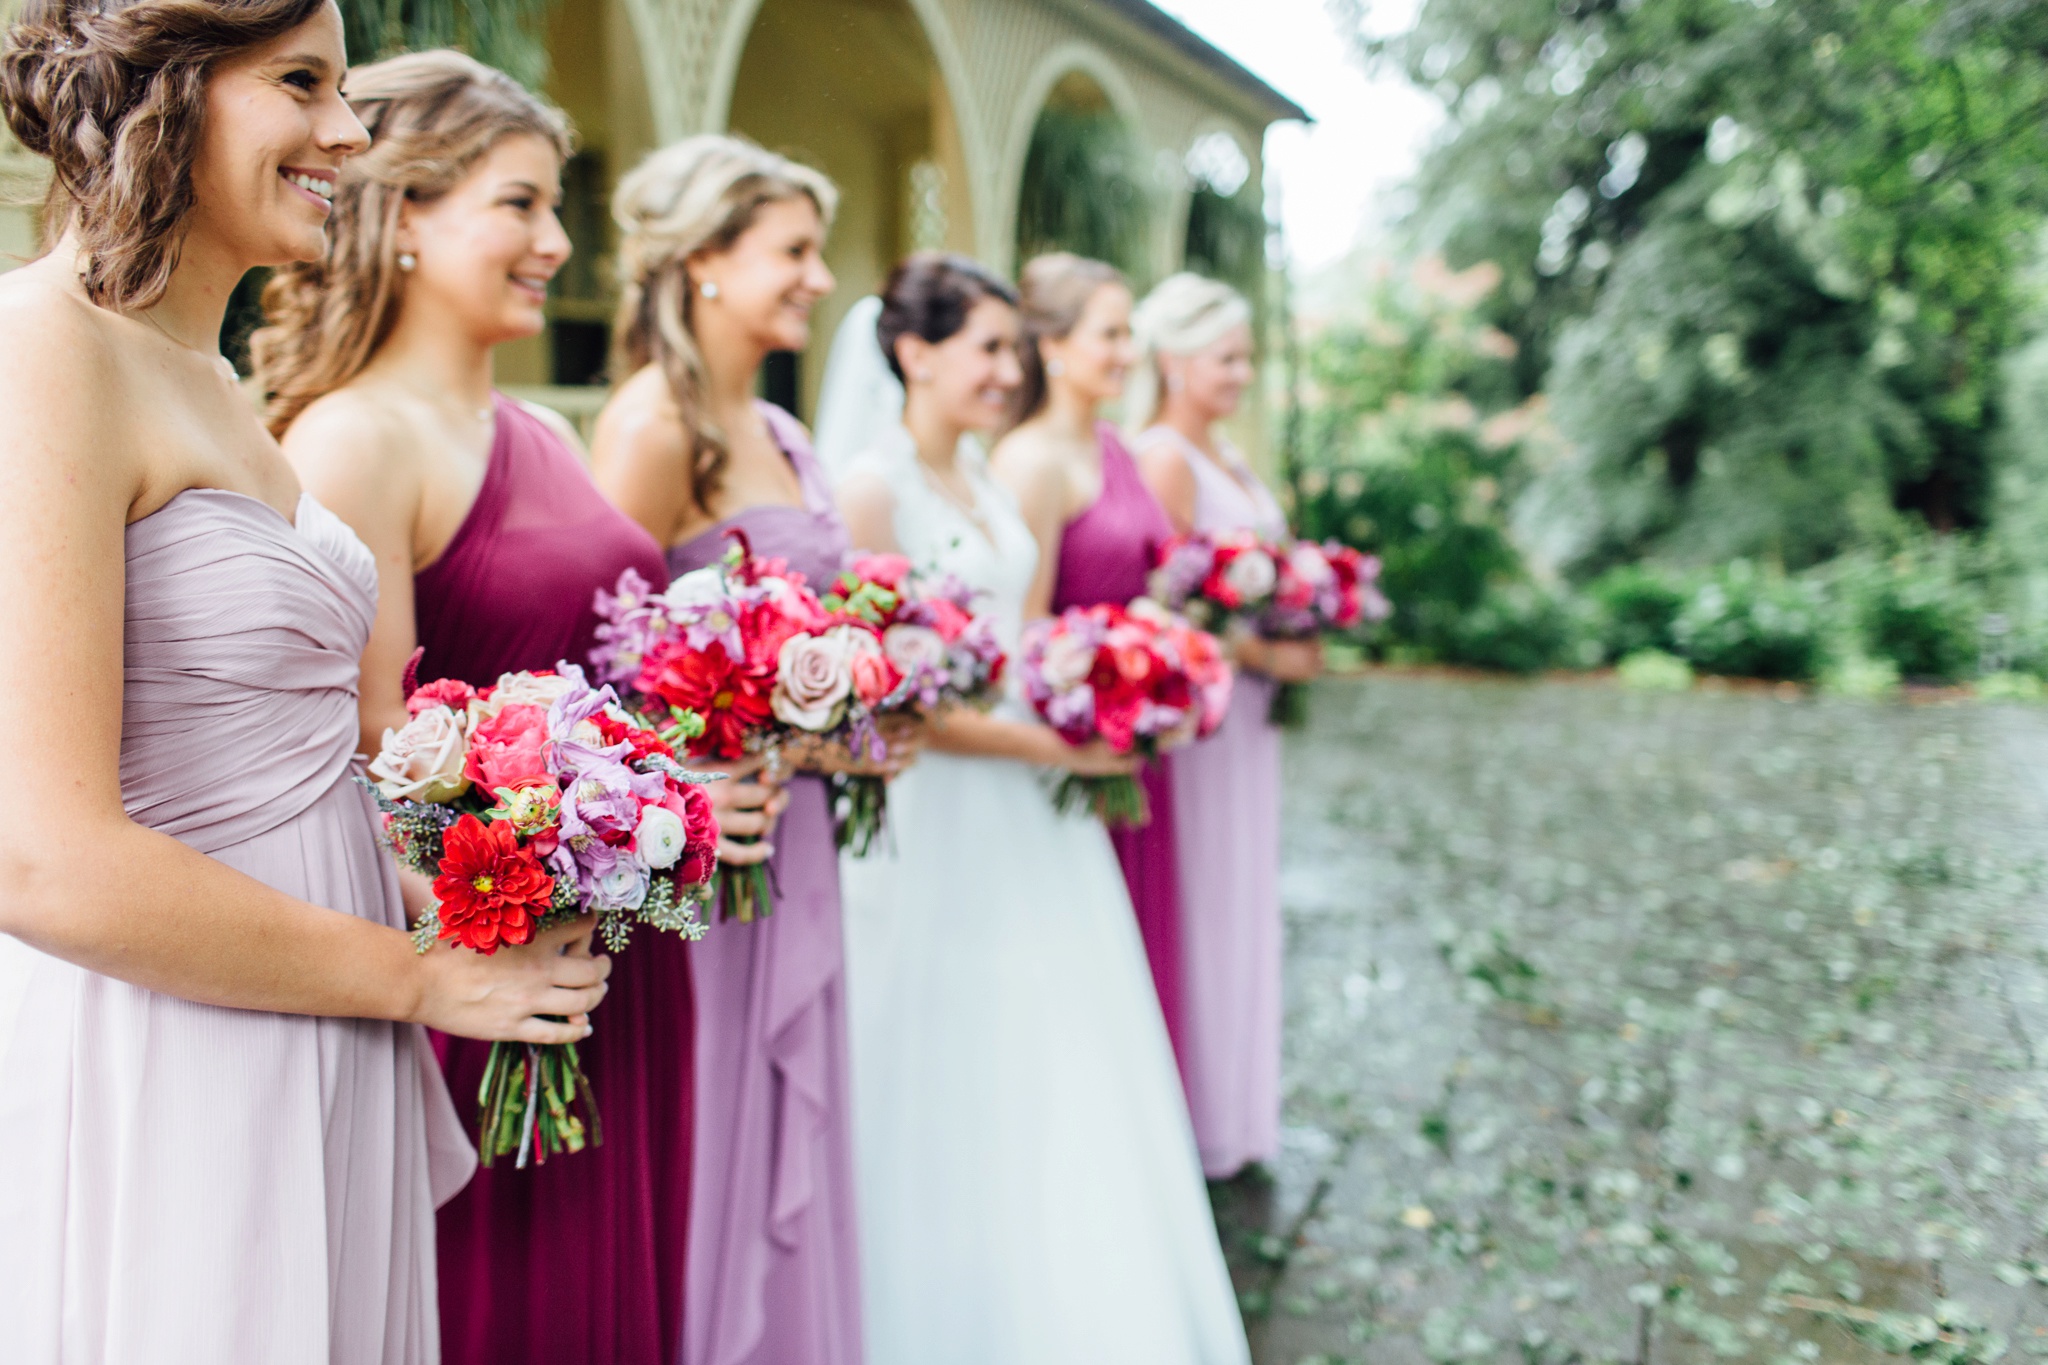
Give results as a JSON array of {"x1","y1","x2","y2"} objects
[
  {"x1": 666, "y1": 402, "x2": 864, "y2": 1365},
  {"x1": 412, "y1": 396, "x2": 688, "y2": 1365},
  {"x1": 0, "y1": 488, "x2": 473, "y2": 1364},
  {"x1": 1135, "y1": 425, "x2": 1290, "y2": 1178},
  {"x1": 1051, "y1": 423, "x2": 1192, "y2": 1077}
]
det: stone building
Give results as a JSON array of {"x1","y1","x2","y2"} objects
[{"x1": 0, "y1": 0, "x2": 1302, "y2": 431}]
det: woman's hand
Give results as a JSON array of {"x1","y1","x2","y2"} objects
[
  {"x1": 1237, "y1": 635, "x2": 1326, "y2": 684},
  {"x1": 411, "y1": 915, "x2": 612, "y2": 1044},
  {"x1": 1050, "y1": 736, "x2": 1145, "y2": 778},
  {"x1": 785, "y1": 716, "x2": 927, "y2": 779},
  {"x1": 691, "y1": 754, "x2": 788, "y2": 866}
]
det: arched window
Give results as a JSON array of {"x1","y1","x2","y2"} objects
[{"x1": 1015, "y1": 72, "x2": 1148, "y2": 277}]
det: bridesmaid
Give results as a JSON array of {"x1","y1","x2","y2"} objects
[
  {"x1": 0, "y1": 6, "x2": 608, "y2": 1362},
  {"x1": 594, "y1": 135, "x2": 891, "y2": 1365},
  {"x1": 1129, "y1": 273, "x2": 1321, "y2": 1179},
  {"x1": 253, "y1": 52, "x2": 772, "y2": 1365},
  {"x1": 991, "y1": 252, "x2": 1195, "y2": 1077}
]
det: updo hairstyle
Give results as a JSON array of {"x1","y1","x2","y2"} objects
[
  {"x1": 1126, "y1": 271, "x2": 1253, "y2": 431},
  {"x1": 611, "y1": 134, "x2": 838, "y2": 512},
  {"x1": 0, "y1": 0, "x2": 329, "y2": 310},
  {"x1": 874, "y1": 251, "x2": 1017, "y2": 384},
  {"x1": 1008, "y1": 250, "x2": 1124, "y2": 431}
]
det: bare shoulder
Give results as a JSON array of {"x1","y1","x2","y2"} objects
[
  {"x1": 592, "y1": 368, "x2": 687, "y2": 471},
  {"x1": 281, "y1": 385, "x2": 425, "y2": 514},
  {"x1": 0, "y1": 267, "x2": 143, "y2": 509},
  {"x1": 990, "y1": 423, "x2": 1069, "y2": 496},
  {"x1": 515, "y1": 397, "x2": 590, "y2": 460}
]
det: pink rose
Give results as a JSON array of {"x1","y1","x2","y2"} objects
[
  {"x1": 470, "y1": 670, "x2": 574, "y2": 723},
  {"x1": 851, "y1": 649, "x2": 901, "y2": 708},
  {"x1": 922, "y1": 598, "x2": 971, "y2": 642},
  {"x1": 849, "y1": 552, "x2": 912, "y2": 589},
  {"x1": 407, "y1": 677, "x2": 477, "y2": 716},
  {"x1": 369, "y1": 705, "x2": 472, "y2": 802},
  {"x1": 463, "y1": 703, "x2": 552, "y2": 793}
]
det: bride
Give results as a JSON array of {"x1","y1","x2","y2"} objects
[{"x1": 829, "y1": 255, "x2": 1250, "y2": 1364}]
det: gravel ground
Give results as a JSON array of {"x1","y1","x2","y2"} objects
[{"x1": 1216, "y1": 673, "x2": 2048, "y2": 1365}]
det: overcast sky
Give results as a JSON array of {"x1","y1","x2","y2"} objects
[{"x1": 1149, "y1": 0, "x2": 1441, "y2": 271}]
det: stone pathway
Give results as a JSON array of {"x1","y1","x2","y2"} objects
[{"x1": 1218, "y1": 674, "x2": 2048, "y2": 1365}]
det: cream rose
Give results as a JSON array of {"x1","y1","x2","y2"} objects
[
  {"x1": 1036, "y1": 630, "x2": 1098, "y2": 692},
  {"x1": 771, "y1": 626, "x2": 862, "y2": 731},
  {"x1": 635, "y1": 804, "x2": 687, "y2": 870},
  {"x1": 369, "y1": 705, "x2": 472, "y2": 802},
  {"x1": 883, "y1": 623, "x2": 946, "y2": 675},
  {"x1": 470, "y1": 671, "x2": 575, "y2": 723},
  {"x1": 1222, "y1": 548, "x2": 1278, "y2": 603}
]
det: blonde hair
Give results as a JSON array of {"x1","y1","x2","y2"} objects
[
  {"x1": 1008, "y1": 251, "x2": 1124, "y2": 432},
  {"x1": 1127, "y1": 272, "x2": 1253, "y2": 432},
  {"x1": 249, "y1": 50, "x2": 572, "y2": 437},
  {"x1": 611, "y1": 134, "x2": 838, "y2": 510}
]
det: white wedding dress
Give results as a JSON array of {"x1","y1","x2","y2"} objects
[{"x1": 839, "y1": 427, "x2": 1251, "y2": 1365}]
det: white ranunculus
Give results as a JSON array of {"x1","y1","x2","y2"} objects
[
  {"x1": 662, "y1": 566, "x2": 728, "y2": 610},
  {"x1": 1222, "y1": 548, "x2": 1278, "y2": 603},
  {"x1": 635, "y1": 803, "x2": 687, "y2": 870},
  {"x1": 593, "y1": 864, "x2": 650, "y2": 912},
  {"x1": 369, "y1": 705, "x2": 472, "y2": 802}
]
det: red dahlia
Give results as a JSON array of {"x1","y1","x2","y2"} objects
[
  {"x1": 636, "y1": 640, "x2": 773, "y2": 761},
  {"x1": 432, "y1": 814, "x2": 556, "y2": 954}
]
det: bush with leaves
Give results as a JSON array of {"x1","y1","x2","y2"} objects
[{"x1": 1670, "y1": 562, "x2": 1827, "y2": 682}]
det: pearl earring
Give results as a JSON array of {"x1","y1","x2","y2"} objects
[
  {"x1": 397, "y1": 252, "x2": 416, "y2": 272},
  {"x1": 1046, "y1": 358, "x2": 1066, "y2": 378},
  {"x1": 699, "y1": 281, "x2": 720, "y2": 300}
]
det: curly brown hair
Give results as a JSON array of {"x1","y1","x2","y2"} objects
[
  {"x1": 249, "y1": 49, "x2": 572, "y2": 437},
  {"x1": 0, "y1": 0, "x2": 330, "y2": 311}
]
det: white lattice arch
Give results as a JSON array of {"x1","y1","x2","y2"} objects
[{"x1": 992, "y1": 39, "x2": 1153, "y2": 275}]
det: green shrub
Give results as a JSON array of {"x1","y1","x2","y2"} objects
[
  {"x1": 1440, "y1": 582, "x2": 1593, "y2": 675},
  {"x1": 1587, "y1": 565, "x2": 1691, "y2": 662},
  {"x1": 1616, "y1": 649, "x2": 1694, "y2": 692},
  {"x1": 1670, "y1": 563, "x2": 1826, "y2": 681}
]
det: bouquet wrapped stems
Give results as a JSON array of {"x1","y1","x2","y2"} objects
[
  {"x1": 477, "y1": 1034, "x2": 600, "y2": 1168},
  {"x1": 1269, "y1": 679, "x2": 1311, "y2": 729},
  {"x1": 834, "y1": 772, "x2": 890, "y2": 855},
  {"x1": 1051, "y1": 772, "x2": 1151, "y2": 828},
  {"x1": 716, "y1": 856, "x2": 775, "y2": 924}
]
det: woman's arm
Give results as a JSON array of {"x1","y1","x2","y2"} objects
[
  {"x1": 0, "y1": 322, "x2": 607, "y2": 1044},
  {"x1": 283, "y1": 397, "x2": 424, "y2": 754},
  {"x1": 928, "y1": 708, "x2": 1140, "y2": 775},
  {"x1": 1133, "y1": 434, "x2": 1199, "y2": 535},
  {"x1": 991, "y1": 431, "x2": 1070, "y2": 621}
]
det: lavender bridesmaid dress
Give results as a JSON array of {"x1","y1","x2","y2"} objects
[
  {"x1": 410, "y1": 396, "x2": 689, "y2": 1365},
  {"x1": 665, "y1": 403, "x2": 863, "y2": 1365},
  {"x1": 0, "y1": 489, "x2": 473, "y2": 1364},
  {"x1": 1136, "y1": 426, "x2": 1289, "y2": 1178},
  {"x1": 1050, "y1": 423, "x2": 1190, "y2": 1077}
]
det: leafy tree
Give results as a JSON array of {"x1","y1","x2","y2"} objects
[
  {"x1": 1342, "y1": 0, "x2": 2048, "y2": 573},
  {"x1": 337, "y1": 0, "x2": 556, "y2": 89},
  {"x1": 1016, "y1": 102, "x2": 1150, "y2": 280}
]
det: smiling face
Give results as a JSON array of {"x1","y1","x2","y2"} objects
[
  {"x1": 691, "y1": 194, "x2": 835, "y2": 353},
  {"x1": 899, "y1": 296, "x2": 1024, "y2": 435},
  {"x1": 183, "y1": 3, "x2": 369, "y2": 271},
  {"x1": 1041, "y1": 282, "x2": 1137, "y2": 407},
  {"x1": 1164, "y1": 321, "x2": 1256, "y2": 423},
  {"x1": 394, "y1": 133, "x2": 570, "y2": 346}
]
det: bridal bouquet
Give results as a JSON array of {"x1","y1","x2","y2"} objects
[
  {"x1": 1018, "y1": 599, "x2": 1232, "y2": 827},
  {"x1": 1149, "y1": 532, "x2": 1389, "y2": 724},
  {"x1": 815, "y1": 552, "x2": 1006, "y2": 855},
  {"x1": 365, "y1": 664, "x2": 720, "y2": 1167}
]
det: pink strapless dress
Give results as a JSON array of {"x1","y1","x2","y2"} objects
[
  {"x1": 665, "y1": 403, "x2": 863, "y2": 1365},
  {"x1": 0, "y1": 488, "x2": 473, "y2": 1364},
  {"x1": 1051, "y1": 424, "x2": 1190, "y2": 1080}
]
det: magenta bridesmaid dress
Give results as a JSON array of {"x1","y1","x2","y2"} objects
[
  {"x1": 0, "y1": 489, "x2": 472, "y2": 1364},
  {"x1": 1136, "y1": 425, "x2": 1289, "y2": 1178},
  {"x1": 1050, "y1": 422, "x2": 1190, "y2": 1077},
  {"x1": 412, "y1": 396, "x2": 690, "y2": 1365},
  {"x1": 665, "y1": 403, "x2": 863, "y2": 1365}
]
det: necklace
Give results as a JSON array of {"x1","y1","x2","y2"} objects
[
  {"x1": 137, "y1": 307, "x2": 238, "y2": 383},
  {"x1": 916, "y1": 452, "x2": 994, "y2": 541}
]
